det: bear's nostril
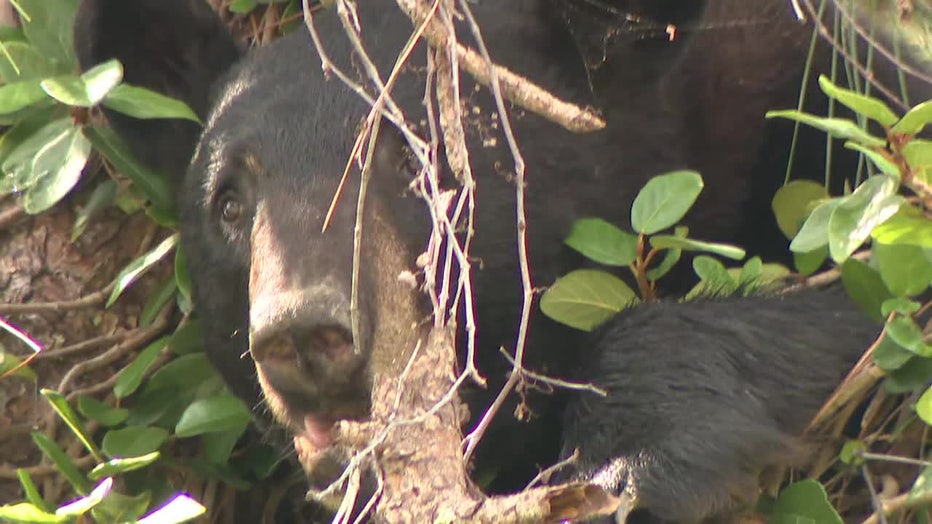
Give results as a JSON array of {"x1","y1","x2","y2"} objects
[
  {"x1": 249, "y1": 331, "x2": 297, "y2": 363},
  {"x1": 301, "y1": 325, "x2": 354, "y2": 361}
]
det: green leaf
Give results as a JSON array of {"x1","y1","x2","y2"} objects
[
  {"x1": 630, "y1": 170, "x2": 704, "y2": 235},
  {"x1": 909, "y1": 466, "x2": 932, "y2": 497},
  {"x1": 140, "y1": 277, "x2": 177, "y2": 327},
  {"x1": 16, "y1": 0, "x2": 78, "y2": 68},
  {"x1": 174, "y1": 245, "x2": 193, "y2": 305},
  {"x1": 0, "y1": 105, "x2": 61, "y2": 172},
  {"x1": 871, "y1": 206, "x2": 932, "y2": 248},
  {"x1": 101, "y1": 426, "x2": 169, "y2": 459},
  {"x1": 649, "y1": 235, "x2": 745, "y2": 260},
  {"x1": 686, "y1": 255, "x2": 738, "y2": 299},
  {"x1": 872, "y1": 334, "x2": 914, "y2": 371},
  {"x1": 766, "y1": 110, "x2": 886, "y2": 147},
  {"x1": 817, "y1": 75, "x2": 899, "y2": 127},
  {"x1": 126, "y1": 353, "x2": 224, "y2": 427},
  {"x1": 540, "y1": 269, "x2": 637, "y2": 331},
  {"x1": 202, "y1": 426, "x2": 247, "y2": 465},
  {"x1": 2, "y1": 118, "x2": 91, "y2": 213},
  {"x1": 89, "y1": 490, "x2": 152, "y2": 524},
  {"x1": 80, "y1": 60, "x2": 123, "y2": 105},
  {"x1": 76, "y1": 396, "x2": 128, "y2": 427},
  {"x1": 176, "y1": 395, "x2": 251, "y2": 438},
  {"x1": 83, "y1": 125, "x2": 176, "y2": 215},
  {"x1": 882, "y1": 297, "x2": 922, "y2": 317},
  {"x1": 904, "y1": 139, "x2": 932, "y2": 187},
  {"x1": 893, "y1": 99, "x2": 932, "y2": 135},
  {"x1": 769, "y1": 479, "x2": 842, "y2": 524},
  {"x1": 0, "y1": 41, "x2": 56, "y2": 82},
  {"x1": 844, "y1": 141, "x2": 901, "y2": 178},
  {"x1": 874, "y1": 242, "x2": 932, "y2": 296},
  {"x1": 71, "y1": 179, "x2": 118, "y2": 242},
  {"x1": 771, "y1": 180, "x2": 829, "y2": 239},
  {"x1": 16, "y1": 469, "x2": 51, "y2": 513},
  {"x1": 885, "y1": 356, "x2": 932, "y2": 394},
  {"x1": 886, "y1": 315, "x2": 932, "y2": 357},
  {"x1": 168, "y1": 319, "x2": 205, "y2": 356},
  {"x1": 103, "y1": 84, "x2": 201, "y2": 123},
  {"x1": 40, "y1": 74, "x2": 90, "y2": 106},
  {"x1": 564, "y1": 218, "x2": 637, "y2": 266},
  {"x1": 838, "y1": 440, "x2": 867, "y2": 465},
  {"x1": 0, "y1": 80, "x2": 45, "y2": 115},
  {"x1": 229, "y1": 0, "x2": 258, "y2": 13},
  {"x1": 790, "y1": 199, "x2": 840, "y2": 253},
  {"x1": 40, "y1": 389, "x2": 102, "y2": 461},
  {"x1": 646, "y1": 225, "x2": 687, "y2": 282},
  {"x1": 88, "y1": 452, "x2": 160, "y2": 481},
  {"x1": 827, "y1": 175, "x2": 902, "y2": 262},
  {"x1": 137, "y1": 494, "x2": 206, "y2": 524},
  {"x1": 55, "y1": 477, "x2": 112, "y2": 518},
  {"x1": 114, "y1": 336, "x2": 169, "y2": 399},
  {"x1": 106, "y1": 234, "x2": 179, "y2": 307},
  {"x1": 30, "y1": 432, "x2": 89, "y2": 494},
  {"x1": 841, "y1": 258, "x2": 893, "y2": 323},
  {"x1": 917, "y1": 386, "x2": 932, "y2": 425},
  {"x1": 0, "y1": 502, "x2": 67, "y2": 523},
  {"x1": 793, "y1": 247, "x2": 827, "y2": 276}
]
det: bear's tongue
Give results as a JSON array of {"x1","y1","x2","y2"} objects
[{"x1": 299, "y1": 414, "x2": 333, "y2": 450}]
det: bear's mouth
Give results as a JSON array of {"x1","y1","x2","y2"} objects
[{"x1": 251, "y1": 325, "x2": 372, "y2": 453}]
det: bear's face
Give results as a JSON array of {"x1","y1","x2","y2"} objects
[{"x1": 176, "y1": 29, "x2": 423, "y2": 454}]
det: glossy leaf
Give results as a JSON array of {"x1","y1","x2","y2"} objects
[
  {"x1": 893, "y1": 99, "x2": 932, "y2": 135},
  {"x1": 649, "y1": 235, "x2": 745, "y2": 260},
  {"x1": 55, "y1": 478, "x2": 112, "y2": 517},
  {"x1": 827, "y1": 175, "x2": 901, "y2": 262},
  {"x1": 841, "y1": 258, "x2": 892, "y2": 323},
  {"x1": 0, "y1": 80, "x2": 45, "y2": 115},
  {"x1": 103, "y1": 84, "x2": 200, "y2": 123},
  {"x1": 176, "y1": 394, "x2": 252, "y2": 438},
  {"x1": 88, "y1": 452, "x2": 160, "y2": 481},
  {"x1": 767, "y1": 110, "x2": 885, "y2": 147},
  {"x1": 80, "y1": 59, "x2": 123, "y2": 105},
  {"x1": 16, "y1": 0, "x2": 78, "y2": 68},
  {"x1": 114, "y1": 336, "x2": 169, "y2": 399},
  {"x1": 540, "y1": 269, "x2": 637, "y2": 331},
  {"x1": 771, "y1": 180, "x2": 829, "y2": 239},
  {"x1": 790, "y1": 199, "x2": 839, "y2": 253},
  {"x1": 917, "y1": 386, "x2": 932, "y2": 425},
  {"x1": 844, "y1": 141, "x2": 900, "y2": 178},
  {"x1": 137, "y1": 494, "x2": 206, "y2": 524},
  {"x1": 101, "y1": 426, "x2": 169, "y2": 459},
  {"x1": 871, "y1": 206, "x2": 932, "y2": 247},
  {"x1": 0, "y1": 503, "x2": 66, "y2": 523},
  {"x1": 630, "y1": 170, "x2": 703, "y2": 234},
  {"x1": 874, "y1": 242, "x2": 932, "y2": 296},
  {"x1": 769, "y1": 479, "x2": 842, "y2": 524},
  {"x1": 106, "y1": 234, "x2": 178, "y2": 307},
  {"x1": 564, "y1": 218, "x2": 637, "y2": 266},
  {"x1": 0, "y1": 41, "x2": 56, "y2": 82},
  {"x1": 40, "y1": 389, "x2": 102, "y2": 461},
  {"x1": 30, "y1": 432, "x2": 89, "y2": 494},
  {"x1": 817, "y1": 75, "x2": 899, "y2": 127},
  {"x1": 40, "y1": 74, "x2": 90, "y2": 106},
  {"x1": 77, "y1": 396, "x2": 128, "y2": 427}
]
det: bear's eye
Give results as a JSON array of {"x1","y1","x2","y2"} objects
[{"x1": 218, "y1": 192, "x2": 244, "y2": 223}]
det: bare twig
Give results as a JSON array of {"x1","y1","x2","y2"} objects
[{"x1": 394, "y1": 0, "x2": 605, "y2": 133}]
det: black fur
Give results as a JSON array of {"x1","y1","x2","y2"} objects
[
  {"x1": 558, "y1": 287, "x2": 878, "y2": 522},
  {"x1": 72, "y1": 0, "x2": 896, "y2": 508}
]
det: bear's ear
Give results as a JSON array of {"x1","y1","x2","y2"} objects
[{"x1": 74, "y1": 0, "x2": 242, "y2": 180}]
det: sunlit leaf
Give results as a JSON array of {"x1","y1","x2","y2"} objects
[
  {"x1": 649, "y1": 235, "x2": 745, "y2": 260},
  {"x1": 101, "y1": 426, "x2": 169, "y2": 459},
  {"x1": 540, "y1": 269, "x2": 637, "y2": 331},
  {"x1": 564, "y1": 218, "x2": 637, "y2": 266},
  {"x1": 630, "y1": 170, "x2": 703, "y2": 235},
  {"x1": 0, "y1": 80, "x2": 45, "y2": 115},
  {"x1": 113, "y1": 336, "x2": 169, "y2": 399},
  {"x1": 827, "y1": 175, "x2": 902, "y2": 262},
  {"x1": 893, "y1": 99, "x2": 932, "y2": 135},
  {"x1": 106, "y1": 234, "x2": 178, "y2": 308},
  {"x1": 766, "y1": 110, "x2": 885, "y2": 147},
  {"x1": 176, "y1": 395, "x2": 251, "y2": 438},
  {"x1": 88, "y1": 452, "x2": 160, "y2": 481},
  {"x1": 103, "y1": 84, "x2": 201, "y2": 123}
]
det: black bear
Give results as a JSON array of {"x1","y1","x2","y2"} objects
[
  {"x1": 556, "y1": 286, "x2": 878, "y2": 522},
  {"x1": 73, "y1": 0, "x2": 883, "y2": 519}
]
